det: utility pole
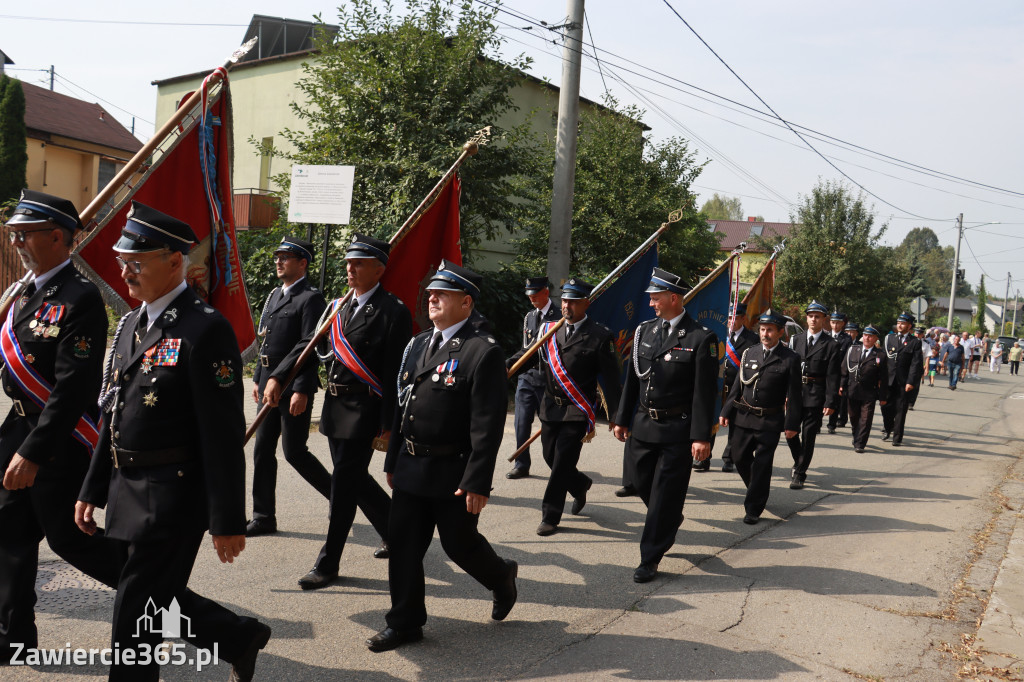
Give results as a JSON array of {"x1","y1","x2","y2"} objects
[
  {"x1": 1000, "y1": 272, "x2": 1011, "y2": 335},
  {"x1": 545, "y1": 0, "x2": 585, "y2": 292},
  {"x1": 49, "y1": 65, "x2": 54, "y2": 91},
  {"x1": 1013, "y1": 289, "x2": 1020, "y2": 337},
  {"x1": 947, "y1": 213, "x2": 964, "y2": 331}
]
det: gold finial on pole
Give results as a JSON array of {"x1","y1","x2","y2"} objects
[{"x1": 463, "y1": 126, "x2": 493, "y2": 155}]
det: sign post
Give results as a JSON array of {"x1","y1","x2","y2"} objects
[{"x1": 910, "y1": 295, "x2": 929, "y2": 324}]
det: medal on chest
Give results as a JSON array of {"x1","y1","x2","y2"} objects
[{"x1": 436, "y1": 359, "x2": 459, "y2": 386}]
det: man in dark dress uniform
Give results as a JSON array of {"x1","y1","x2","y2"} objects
[
  {"x1": 505, "y1": 276, "x2": 560, "y2": 479},
  {"x1": 612, "y1": 268, "x2": 718, "y2": 583},
  {"x1": 523, "y1": 277, "x2": 621, "y2": 537},
  {"x1": 367, "y1": 261, "x2": 517, "y2": 652},
  {"x1": 785, "y1": 300, "x2": 841, "y2": 490},
  {"x1": 247, "y1": 237, "x2": 329, "y2": 536},
  {"x1": 841, "y1": 325, "x2": 889, "y2": 452},
  {"x1": 0, "y1": 190, "x2": 122, "y2": 663},
  {"x1": 719, "y1": 310, "x2": 802, "y2": 524},
  {"x1": 826, "y1": 310, "x2": 853, "y2": 433},
  {"x1": 264, "y1": 234, "x2": 410, "y2": 588},
  {"x1": 880, "y1": 312, "x2": 923, "y2": 446},
  {"x1": 76, "y1": 203, "x2": 271, "y2": 682}
]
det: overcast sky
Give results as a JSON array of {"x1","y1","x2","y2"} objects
[{"x1": 4, "y1": 1, "x2": 1022, "y2": 298}]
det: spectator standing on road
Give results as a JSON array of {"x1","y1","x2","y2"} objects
[
  {"x1": 927, "y1": 346, "x2": 940, "y2": 386},
  {"x1": 990, "y1": 340, "x2": 1004, "y2": 373},
  {"x1": 1009, "y1": 342, "x2": 1022, "y2": 376},
  {"x1": 941, "y1": 334, "x2": 966, "y2": 390}
]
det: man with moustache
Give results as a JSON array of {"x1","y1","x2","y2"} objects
[
  {"x1": 247, "y1": 237, "x2": 329, "y2": 537},
  {"x1": 0, "y1": 190, "x2": 122, "y2": 663},
  {"x1": 612, "y1": 268, "x2": 718, "y2": 583},
  {"x1": 785, "y1": 301, "x2": 841, "y2": 490},
  {"x1": 719, "y1": 310, "x2": 802, "y2": 524},
  {"x1": 880, "y1": 312, "x2": 924, "y2": 446},
  {"x1": 367, "y1": 260, "x2": 517, "y2": 652},
  {"x1": 841, "y1": 325, "x2": 889, "y2": 452},
  {"x1": 263, "y1": 234, "x2": 410, "y2": 588},
  {"x1": 826, "y1": 310, "x2": 853, "y2": 433}
]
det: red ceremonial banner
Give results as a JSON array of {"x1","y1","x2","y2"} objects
[
  {"x1": 380, "y1": 175, "x2": 462, "y2": 333},
  {"x1": 741, "y1": 257, "x2": 775, "y2": 331}
]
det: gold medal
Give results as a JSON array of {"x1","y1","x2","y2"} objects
[{"x1": 47, "y1": 325, "x2": 60, "y2": 338}]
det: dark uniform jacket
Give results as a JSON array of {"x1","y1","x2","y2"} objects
[
  {"x1": 79, "y1": 287, "x2": 246, "y2": 542},
  {"x1": 831, "y1": 329, "x2": 853, "y2": 358},
  {"x1": 612, "y1": 314, "x2": 719, "y2": 443},
  {"x1": 0, "y1": 263, "x2": 107, "y2": 469},
  {"x1": 274, "y1": 285, "x2": 411, "y2": 442},
  {"x1": 721, "y1": 343, "x2": 803, "y2": 433},
  {"x1": 253, "y1": 278, "x2": 326, "y2": 397},
  {"x1": 789, "y1": 331, "x2": 841, "y2": 409},
  {"x1": 723, "y1": 326, "x2": 760, "y2": 399},
  {"x1": 384, "y1": 320, "x2": 506, "y2": 499},
  {"x1": 507, "y1": 303, "x2": 561, "y2": 386},
  {"x1": 841, "y1": 345, "x2": 889, "y2": 402},
  {"x1": 883, "y1": 333, "x2": 923, "y2": 388}
]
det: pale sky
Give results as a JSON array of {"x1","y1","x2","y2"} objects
[{"x1": 4, "y1": 1, "x2": 1022, "y2": 298}]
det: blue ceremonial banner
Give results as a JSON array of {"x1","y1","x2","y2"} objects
[
  {"x1": 686, "y1": 256, "x2": 735, "y2": 421},
  {"x1": 589, "y1": 245, "x2": 659, "y2": 388}
]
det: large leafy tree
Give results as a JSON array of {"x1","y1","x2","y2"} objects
[
  {"x1": 896, "y1": 226, "x2": 971, "y2": 300},
  {"x1": 0, "y1": 76, "x2": 28, "y2": 205},
  {"x1": 771, "y1": 179, "x2": 907, "y2": 326},
  {"x1": 700, "y1": 193, "x2": 743, "y2": 221}
]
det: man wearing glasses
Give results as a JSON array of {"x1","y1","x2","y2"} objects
[
  {"x1": 0, "y1": 190, "x2": 123, "y2": 663},
  {"x1": 247, "y1": 237, "x2": 329, "y2": 537}
]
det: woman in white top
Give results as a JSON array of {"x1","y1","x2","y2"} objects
[{"x1": 990, "y1": 341, "x2": 1004, "y2": 373}]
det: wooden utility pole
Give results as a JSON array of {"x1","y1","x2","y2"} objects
[{"x1": 946, "y1": 213, "x2": 963, "y2": 331}]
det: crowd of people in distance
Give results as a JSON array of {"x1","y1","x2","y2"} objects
[{"x1": 921, "y1": 330, "x2": 1023, "y2": 389}]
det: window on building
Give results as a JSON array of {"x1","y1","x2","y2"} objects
[
  {"x1": 750, "y1": 224, "x2": 764, "y2": 237},
  {"x1": 708, "y1": 223, "x2": 717, "y2": 231},
  {"x1": 95, "y1": 159, "x2": 120, "y2": 221}
]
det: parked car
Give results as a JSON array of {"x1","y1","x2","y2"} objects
[{"x1": 997, "y1": 336, "x2": 1016, "y2": 363}]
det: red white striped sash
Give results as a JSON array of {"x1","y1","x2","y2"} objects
[
  {"x1": 328, "y1": 299, "x2": 383, "y2": 397},
  {"x1": 540, "y1": 322, "x2": 596, "y2": 433}
]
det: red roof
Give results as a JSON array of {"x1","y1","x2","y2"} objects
[
  {"x1": 21, "y1": 80, "x2": 142, "y2": 155},
  {"x1": 709, "y1": 220, "x2": 793, "y2": 252}
]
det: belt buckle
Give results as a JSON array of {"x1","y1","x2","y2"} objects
[
  {"x1": 12, "y1": 400, "x2": 24, "y2": 417},
  {"x1": 328, "y1": 383, "x2": 338, "y2": 397},
  {"x1": 260, "y1": 355, "x2": 269, "y2": 367},
  {"x1": 648, "y1": 407, "x2": 659, "y2": 420},
  {"x1": 406, "y1": 439, "x2": 417, "y2": 456}
]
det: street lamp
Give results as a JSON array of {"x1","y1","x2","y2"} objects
[{"x1": 946, "y1": 217, "x2": 1001, "y2": 331}]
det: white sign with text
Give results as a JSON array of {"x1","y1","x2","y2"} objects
[{"x1": 287, "y1": 165, "x2": 355, "y2": 225}]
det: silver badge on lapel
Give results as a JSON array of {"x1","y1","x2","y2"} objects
[
  {"x1": 363, "y1": 304, "x2": 374, "y2": 315},
  {"x1": 45, "y1": 286, "x2": 58, "y2": 298},
  {"x1": 678, "y1": 329, "x2": 686, "y2": 338},
  {"x1": 163, "y1": 308, "x2": 178, "y2": 323},
  {"x1": 452, "y1": 338, "x2": 462, "y2": 347}
]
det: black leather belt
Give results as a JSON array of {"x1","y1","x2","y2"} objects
[
  {"x1": 735, "y1": 401, "x2": 781, "y2": 417},
  {"x1": 404, "y1": 439, "x2": 461, "y2": 457},
  {"x1": 328, "y1": 382, "x2": 373, "y2": 397},
  {"x1": 11, "y1": 399, "x2": 43, "y2": 417},
  {"x1": 801, "y1": 376, "x2": 824, "y2": 384},
  {"x1": 259, "y1": 354, "x2": 284, "y2": 367},
  {"x1": 641, "y1": 404, "x2": 687, "y2": 421},
  {"x1": 112, "y1": 446, "x2": 192, "y2": 469}
]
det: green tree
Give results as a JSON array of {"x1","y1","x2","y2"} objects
[
  {"x1": 700, "y1": 193, "x2": 743, "y2": 221},
  {"x1": 514, "y1": 95, "x2": 718, "y2": 288},
  {"x1": 896, "y1": 227, "x2": 971, "y2": 299},
  {"x1": 975, "y1": 275, "x2": 988, "y2": 333},
  {"x1": 0, "y1": 76, "x2": 28, "y2": 204},
  {"x1": 770, "y1": 179, "x2": 906, "y2": 326}
]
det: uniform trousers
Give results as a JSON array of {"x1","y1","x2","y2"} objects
[
  {"x1": 827, "y1": 394, "x2": 849, "y2": 429},
  {"x1": 628, "y1": 436, "x2": 693, "y2": 564},
  {"x1": 881, "y1": 384, "x2": 915, "y2": 443},
  {"x1": 847, "y1": 399, "x2": 876, "y2": 449},
  {"x1": 314, "y1": 436, "x2": 391, "y2": 574},
  {"x1": 251, "y1": 395, "x2": 331, "y2": 520},
  {"x1": 730, "y1": 425, "x2": 781, "y2": 517},
  {"x1": 0, "y1": 450, "x2": 123, "y2": 662},
  {"x1": 385, "y1": 487, "x2": 510, "y2": 630},
  {"x1": 786, "y1": 407, "x2": 824, "y2": 480},
  {"x1": 108, "y1": 530, "x2": 262, "y2": 681},
  {"x1": 539, "y1": 420, "x2": 591, "y2": 525},
  {"x1": 512, "y1": 376, "x2": 544, "y2": 470}
]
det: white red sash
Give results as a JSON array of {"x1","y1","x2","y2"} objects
[
  {"x1": 0, "y1": 306, "x2": 99, "y2": 452},
  {"x1": 540, "y1": 322, "x2": 596, "y2": 433},
  {"x1": 725, "y1": 334, "x2": 741, "y2": 368},
  {"x1": 328, "y1": 299, "x2": 383, "y2": 397}
]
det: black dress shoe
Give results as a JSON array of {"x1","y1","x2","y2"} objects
[
  {"x1": 892, "y1": 440, "x2": 903, "y2": 447},
  {"x1": 882, "y1": 432, "x2": 892, "y2": 442},
  {"x1": 633, "y1": 561, "x2": 659, "y2": 583},
  {"x1": 742, "y1": 514, "x2": 759, "y2": 525},
  {"x1": 614, "y1": 485, "x2": 637, "y2": 498},
  {"x1": 373, "y1": 542, "x2": 390, "y2": 559},
  {"x1": 506, "y1": 467, "x2": 530, "y2": 479},
  {"x1": 789, "y1": 473, "x2": 804, "y2": 490},
  {"x1": 571, "y1": 478, "x2": 592, "y2": 515},
  {"x1": 297, "y1": 568, "x2": 338, "y2": 590},
  {"x1": 245, "y1": 517, "x2": 277, "y2": 537},
  {"x1": 827, "y1": 427, "x2": 836, "y2": 434},
  {"x1": 492, "y1": 559, "x2": 518, "y2": 620},
  {"x1": 536, "y1": 522, "x2": 557, "y2": 536},
  {"x1": 722, "y1": 461, "x2": 736, "y2": 473},
  {"x1": 366, "y1": 626, "x2": 423, "y2": 653},
  {"x1": 854, "y1": 447, "x2": 865, "y2": 453},
  {"x1": 228, "y1": 622, "x2": 271, "y2": 682},
  {"x1": 692, "y1": 458, "x2": 710, "y2": 472}
]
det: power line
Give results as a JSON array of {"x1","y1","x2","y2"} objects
[
  {"x1": 0, "y1": 14, "x2": 245, "y2": 27},
  {"x1": 582, "y1": 12, "x2": 609, "y2": 97},
  {"x1": 51, "y1": 73, "x2": 153, "y2": 127}
]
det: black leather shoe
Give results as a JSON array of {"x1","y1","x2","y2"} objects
[
  {"x1": 297, "y1": 568, "x2": 338, "y2": 590},
  {"x1": 366, "y1": 626, "x2": 423, "y2": 653},
  {"x1": 892, "y1": 441, "x2": 903, "y2": 447},
  {"x1": 373, "y1": 542, "x2": 390, "y2": 559},
  {"x1": 506, "y1": 467, "x2": 530, "y2": 479},
  {"x1": 614, "y1": 485, "x2": 637, "y2": 498},
  {"x1": 743, "y1": 514, "x2": 759, "y2": 525},
  {"x1": 827, "y1": 427, "x2": 836, "y2": 434},
  {"x1": 228, "y1": 622, "x2": 271, "y2": 682},
  {"x1": 245, "y1": 517, "x2": 277, "y2": 537},
  {"x1": 571, "y1": 478, "x2": 592, "y2": 515},
  {"x1": 491, "y1": 559, "x2": 518, "y2": 620},
  {"x1": 789, "y1": 473, "x2": 804, "y2": 490},
  {"x1": 882, "y1": 432, "x2": 892, "y2": 442},
  {"x1": 537, "y1": 522, "x2": 557, "y2": 536},
  {"x1": 721, "y1": 461, "x2": 736, "y2": 473},
  {"x1": 854, "y1": 447, "x2": 865, "y2": 453},
  {"x1": 692, "y1": 458, "x2": 710, "y2": 472},
  {"x1": 633, "y1": 561, "x2": 659, "y2": 583}
]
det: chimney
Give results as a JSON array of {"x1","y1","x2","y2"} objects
[
  {"x1": 747, "y1": 216, "x2": 756, "y2": 222},
  {"x1": 99, "y1": 111, "x2": 104, "y2": 121}
]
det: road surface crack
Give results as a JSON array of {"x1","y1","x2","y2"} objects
[{"x1": 720, "y1": 577, "x2": 755, "y2": 633}]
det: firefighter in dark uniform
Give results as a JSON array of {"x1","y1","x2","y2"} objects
[
  {"x1": 367, "y1": 261, "x2": 517, "y2": 653},
  {"x1": 505, "y1": 276, "x2": 560, "y2": 479},
  {"x1": 719, "y1": 310, "x2": 802, "y2": 524},
  {"x1": 785, "y1": 300, "x2": 841, "y2": 490},
  {"x1": 845, "y1": 321, "x2": 861, "y2": 346},
  {"x1": 518, "y1": 277, "x2": 621, "y2": 537},
  {"x1": 826, "y1": 310, "x2": 853, "y2": 433},
  {"x1": 611, "y1": 268, "x2": 718, "y2": 583},
  {"x1": 76, "y1": 203, "x2": 271, "y2": 682},
  {"x1": 699, "y1": 301, "x2": 758, "y2": 473},
  {"x1": 247, "y1": 237, "x2": 329, "y2": 536},
  {"x1": 841, "y1": 325, "x2": 889, "y2": 452},
  {"x1": 0, "y1": 190, "x2": 123, "y2": 663},
  {"x1": 880, "y1": 312, "x2": 923, "y2": 446},
  {"x1": 264, "y1": 234, "x2": 410, "y2": 588}
]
